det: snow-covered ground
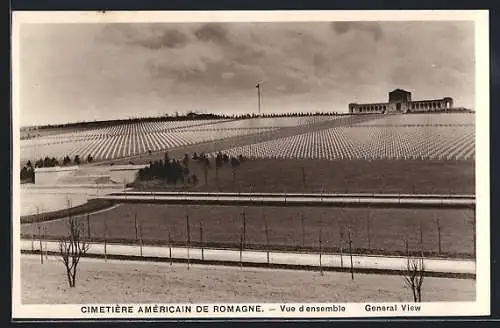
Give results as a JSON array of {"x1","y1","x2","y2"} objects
[{"x1": 20, "y1": 254, "x2": 475, "y2": 304}]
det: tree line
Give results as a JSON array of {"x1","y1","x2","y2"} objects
[
  {"x1": 136, "y1": 151, "x2": 246, "y2": 186},
  {"x1": 28, "y1": 111, "x2": 345, "y2": 131},
  {"x1": 137, "y1": 153, "x2": 193, "y2": 186},
  {"x1": 34, "y1": 112, "x2": 230, "y2": 130},
  {"x1": 20, "y1": 154, "x2": 94, "y2": 183}
]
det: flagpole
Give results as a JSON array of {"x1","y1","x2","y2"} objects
[{"x1": 256, "y1": 81, "x2": 262, "y2": 116}]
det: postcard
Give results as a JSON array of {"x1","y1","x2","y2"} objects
[{"x1": 11, "y1": 10, "x2": 490, "y2": 319}]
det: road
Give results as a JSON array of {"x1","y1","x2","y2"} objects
[
  {"x1": 116, "y1": 191, "x2": 475, "y2": 199},
  {"x1": 96, "y1": 191, "x2": 475, "y2": 208},
  {"x1": 20, "y1": 184, "x2": 124, "y2": 216},
  {"x1": 20, "y1": 239, "x2": 475, "y2": 276}
]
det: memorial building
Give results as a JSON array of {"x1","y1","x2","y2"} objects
[{"x1": 348, "y1": 89, "x2": 454, "y2": 114}]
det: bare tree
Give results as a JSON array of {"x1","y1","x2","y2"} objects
[
  {"x1": 104, "y1": 218, "x2": 108, "y2": 263},
  {"x1": 186, "y1": 213, "x2": 191, "y2": 270},
  {"x1": 44, "y1": 225, "x2": 49, "y2": 262},
  {"x1": 58, "y1": 216, "x2": 90, "y2": 288},
  {"x1": 138, "y1": 220, "x2": 143, "y2": 258},
  {"x1": 200, "y1": 221, "x2": 204, "y2": 261},
  {"x1": 319, "y1": 227, "x2": 323, "y2": 276},
  {"x1": 168, "y1": 232, "x2": 173, "y2": 266},
  {"x1": 366, "y1": 208, "x2": 372, "y2": 250},
  {"x1": 347, "y1": 225, "x2": 354, "y2": 280},
  {"x1": 339, "y1": 223, "x2": 344, "y2": 269},
  {"x1": 263, "y1": 210, "x2": 270, "y2": 266},
  {"x1": 241, "y1": 210, "x2": 247, "y2": 249},
  {"x1": 134, "y1": 210, "x2": 138, "y2": 241},
  {"x1": 301, "y1": 212, "x2": 305, "y2": 248},
  {"x1": 436, "y1": 218, "x2": 441, "y2": 255},
  {"x1": 239, "y1": 233, "x2": 243, "y2": 270},
  {"x1": 401, "y1": 240, "x2": 425, "y2": 302}
]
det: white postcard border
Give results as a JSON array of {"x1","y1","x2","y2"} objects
[{"x1": 11, "y1": 10, "x2": 490, "y2": 319}]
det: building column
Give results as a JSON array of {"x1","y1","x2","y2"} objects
[{"x1": 447, "y1": 99, "x2": 454, "y2": 110}]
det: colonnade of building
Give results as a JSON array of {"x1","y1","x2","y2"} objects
[
  {"x1": 353, "y1": 104, "x2": 387, "y2": 113},
  {"x1": 409, "y1": 98, "x2": 454, "y2": 111},
  {"x1": 348, "y1": 97, "x2": 454, "y2": 114}
]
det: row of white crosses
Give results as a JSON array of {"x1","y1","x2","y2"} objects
[
  {"x1": 21, "y1": 119, "x2": 230, "y2": 149},
  {"x1": 180, "y1": 115, "x2": 340, "y2": 131},
  {"x1": 20, "y1": 123, "x2": 276, "y2": 163},
  {"x1": 20, "y1": 111, "x2": 475, "y2": 163},
  {"x1": 213, "y1": 125, "x2": 475, "y2": 161},
  {"x1": 21, "y1": 115, "x2": 344, "y2": 163},
  {"x1": 356, "y1": 112, "x2": 475, "y2": 127}
]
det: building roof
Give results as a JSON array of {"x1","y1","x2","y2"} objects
[
  {"x1": 389, "y1": 88, "x2": 410, "y2": 94},
  {"x1": 411, "y1": 97, "x2": 452, "y2": 103}
]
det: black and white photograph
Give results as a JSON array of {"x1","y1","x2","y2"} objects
[{"x1": 11, "y1": 10, "x2": 490, "y2": 319}]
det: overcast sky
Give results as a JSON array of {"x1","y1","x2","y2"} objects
[{"x1": 18, "y1": 21, "x2": 475, "y2": 126}]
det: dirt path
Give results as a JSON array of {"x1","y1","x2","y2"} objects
[{"x1": 19, "y1": 239, "x2": 476, "y2": 275}]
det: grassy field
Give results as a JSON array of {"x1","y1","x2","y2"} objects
[
  {"x1": 21, "y1": 255, "x2": 475, "y2": 304},
  {"x1": 21, "y1": 204, "x2": 475, "y2": 257},
  {"x1": 130, "y1": 158, "x2": 475, "y2": 195}
]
